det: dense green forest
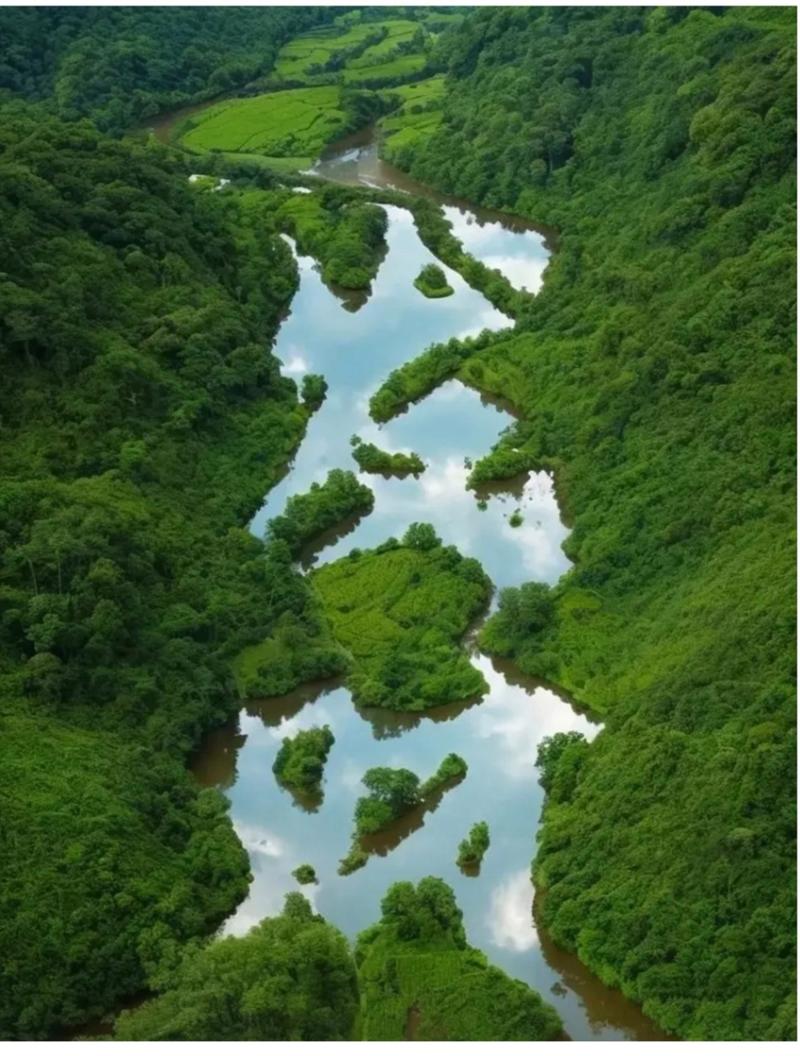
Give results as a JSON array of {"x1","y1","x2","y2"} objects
[
  {"x1": 0, "y1": 3, "x2": 794, "y2": 1044},
  {"x1": 0, "y1": 7, "x2": 333, "y2": 133},
  {"x1": 389, "y1": 5, "x2": 796, "y2": 1040},
  {"x1": 112, "y1": 893, "x2": 359, "y2": 1040},
  {"x1": 0, "y1": 96, "x2": 330, "y2": 1036}
]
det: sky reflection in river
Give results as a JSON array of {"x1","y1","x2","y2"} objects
[{"x1": 192, "y1": 172, "x2": 669, "y2": 1041}]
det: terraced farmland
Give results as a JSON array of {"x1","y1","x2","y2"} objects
[
  {"x1": 274, "y1": 22, "x2": 381, "y2": 80},
  {"x1": 379, "y1": 76, "x2": 445, "y2": 150},
  {"x1": 179, "y1": 85, "x2": 347, "y2": 162}
]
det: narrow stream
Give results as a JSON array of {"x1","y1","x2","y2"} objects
[{"x1": 191, "y1": 130, "x2": 669, "y2": 1041}]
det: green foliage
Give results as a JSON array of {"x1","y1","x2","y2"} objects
[
  {"x1": 355, "y1": 878, "x2": 562, "y2": 1040},
  {"x1": 301, "y1": 373, "x2": 328, "y2": 406},
  {"x1": 0, "y1": 710, "x2": 250, "y2": 1039},
  {"x1": 267, "y1": 469, "x2": 374, "y2": 557},
  {"x1": 379, "y1": 75, "x2": 446, "y2": 151},
  {"x1": 467, "y1": 443, "x2": 533, "y2": 486},
  {"x1": 414, "y1": 262, "x2": 453, "y2": 299},
  {"x1": 456, "y1": 821, "x2": 490, "y2": 871},
  {"x1": 0, "y1": 8, "x2": 332, "y2": 134},
  {"x1": 355, "y1": 766, "x2": 421, "y2": 837},
  {"x1": 0, "y1": 100, "x2": 337, "y2": 1036},
  {"x1": 395, "y1": 5, "x2": 797, "y2": 1040},
  {"x1": 311, "y1": 534, "x2": 491, "y2": 711},
  {"x1": 113, "y1": 893, "x2": 358, "y2": 1040},
  {"x1": 279, "y1": 189, "x2": 389, "y2": 290},
  {"x1": 351, "y1": 439, "x2": 424, "y2": 476},
  {"x1": 419, "y1": 752, "x2": 468, "y2": 797},
  {"x1": 273, "y1": 725, "x2": 335, "y2": 795},
  {"x1": 338, "y1": 845, "x2": 369, "y2": 877},
  {"x1": 180, "y1": 86, "x2": 348, "y2": 163},
  {"x1": 536, "y1": 732, "x2": 589, "y2": 802},
  {"x1": 292, "y1": 863, "x2": 318, "y2": 885},
  {"x1": 354, "y1": 754, "x2": 467, "y2": 838},
  {"x1": 369, "y1": 328, "x2": 502, "y2": 422}
]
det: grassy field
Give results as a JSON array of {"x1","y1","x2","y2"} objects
[
  {"x1": 311, "y1": 536, "x2": 490, "y2": 712},
  {"x1": 346, "y1": 19, "x2": 419, "y2": 68},
  {"x1": 344, "y1": 54, "x2": 428, "y2": 86},
  {"x1": 170, "y1": 17, "x2": 446, "y2": 172},
  {"x1": 180, "y1": 85, "x2": 347, "y2": 159},
  {"x1": 274, "y1": 22, "x2": 381, "y2": 80}
]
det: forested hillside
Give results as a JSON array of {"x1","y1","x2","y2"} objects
[
  {"x1": 390, "y1": 6, "x2": 796, "y2": 1040},
  {"x1": 0, "y1": 7, "x2": 331, "y2": 132},
  {"x1": 0, "y1": 4, "x2": 794, "y2": 1044},
  {"x1": 0, "y1": 99, "x2": 341, "y2": 1036}
]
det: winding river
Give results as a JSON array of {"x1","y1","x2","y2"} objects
[{"x1": 190, "y1": 128, "x2": 668, "y2": 1041}]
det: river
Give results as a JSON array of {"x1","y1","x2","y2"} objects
[{"x1": 189, "y1": 127, "x2": 669, "y2": 1041}]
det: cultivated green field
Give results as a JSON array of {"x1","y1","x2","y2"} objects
[
  {"x1": 274, "y1": 22, "x2": 380, "y2": 80},
  {"x1": 379, "y1": 75, "x2": 445, "y2": 149},
  {"x1": 180, "y1": 85, "x2": 347, "y2": 159}
]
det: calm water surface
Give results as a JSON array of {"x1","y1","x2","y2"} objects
[{"x1": 193, "y1": 134, "x2": 669, "y2": 1041}]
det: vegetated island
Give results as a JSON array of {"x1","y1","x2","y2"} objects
[
  {"x1": 456, "y1": 821, "x2": 490, "y2": 874},
  {"x1": 414, "y1": 262, "x2": 454, "y2": 298},
  {"x1": 267, "y1": 468, "x2": 375, "y2": 557},
  {"x1": 312, "y1": 524, "x2": 491, "y2": 712},
  {"x1": 351, "y1": 436, "x2": 425, "y2": 476},
  {"x1": 273, "y1": 725, "x2": 335, "y2": 797},
  {"x1": 356, "y1": 877, "x2": 563, "y2": 1040},
  {"x1": 292, "y1": 864, "x2": 318, "y2": 885},
  {"x1": 339, "y1": 755, "x2": 467, "y2": 875}
]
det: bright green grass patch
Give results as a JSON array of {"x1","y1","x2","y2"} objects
[
  {"x1": 311, "y1": 527, "x2": 490, "y2": 711},
  {"x1": 274, "y1": 22, "x2": 381, "y2": 79},
  {"x1": 346, "y1": 20, "x2": 419, "y2": 68},
  {"x1": 380, "y1": 74, "x2": 445, "y2": 107},
  {"x1": 180, "y1": 86, "x2": 347, "y2": 158},
  {"x1": 379, "y1": 76, "x2": 445, "y2": 151},
  {"x1": 343, "y1": 54, "x2": 427, "y2": 85}
]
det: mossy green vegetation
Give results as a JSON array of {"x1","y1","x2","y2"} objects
[
  {"x1": 414, "y1": 262, "x2": 454, "y2": 299},
  {"x1": 350, "y1": 437, "x2": 424, "y2": 476},
  {"x1": 355, "y1": 878, "x2": 563, "y2": 1040},
  {"x1": 419, "y1": 752, "x2": 469, "y2": 797},
  {"x1": 456, "y1": 821, "x2": 490, "y2": 873},
  {"x1": 338, "y1": 845, "x2": 370, "y2": 877},
  {"x1": 113, "y1": 893, "x2": 358, "y2": 1040},
  {"x1": 0, "y1": 7, "x2": 332, "y2": 134},
  {"x1": 394, "y1": 6, "x2": 796, "y2": 1040},
  {"x1": 273, "y1": 725, "x2": 335, "y2": 796},
  {"x1": 230, "y1": 547, "x2": 349, "y2": 700},
  {"x1": 311, "y1": 525, "x2": 491, "y2": 711},
  {"x1": 292, "y1": 863, "x2": 318, "y2": 885},
  {"x1": 272, "y1": 15, "x2": 433, "y2": 89},
  {"x1": 267, "y1": 469, "x2": 375, "y2": 557},
  {"x1": 354, "y1": 766, "x2": 422, "y2": 838}
]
